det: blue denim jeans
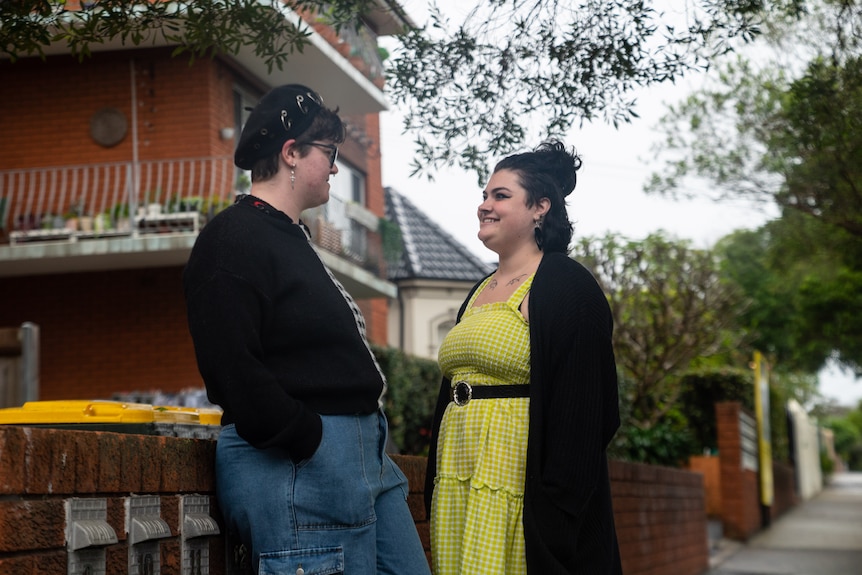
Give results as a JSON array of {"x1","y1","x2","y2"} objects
[{"x1": 216, "y1": 411, "x2": 431, "y2": 575}]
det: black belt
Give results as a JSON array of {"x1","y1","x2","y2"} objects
[{"x1": 450, "y1": 381, "x2": 530, "y2": 406}]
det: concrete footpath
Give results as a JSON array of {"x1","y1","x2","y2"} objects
[{"x1": 705, "y1": 471, "x2": 862, "y2": 575}]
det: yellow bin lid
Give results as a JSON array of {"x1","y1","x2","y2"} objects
[
  {"x1": 152, "y1": 405, "x2": 200, "y2": 424},
  {"x1": 0, "y1": 400, "x2": 155, "y2": 424},
  {"x1": 151, "y1": 406, "x2": 222, "y2": 425},
  {"x1": 196, "y1": 408, "x2": 223, "y2": 425},
  {"x1": 0, "y1": 400, "x2": 223, "y2": 426}
]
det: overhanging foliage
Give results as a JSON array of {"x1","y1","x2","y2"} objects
[
  {"x1": 1, "y1": 0, "x2": 811, "y2": 182},
  {"x1": 0, "y1": 0, "x2": 377, "y2": 69},
  {"x1": 576, "y1": 232, "x2": 746, "y2": 427}
]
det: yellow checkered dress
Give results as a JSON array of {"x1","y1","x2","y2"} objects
[{"x1": 431, "y1": 274, "x2": 533, "y2": 575}]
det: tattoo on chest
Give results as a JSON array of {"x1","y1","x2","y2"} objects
[{"x1": 488, "y1": 273, "x2": 528, "y2": 291}]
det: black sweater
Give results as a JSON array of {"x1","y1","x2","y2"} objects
[
  {"x1": 426, "y1": 252, "x2": 622, "y2": 574},
  {"x1": 183, "y1": 195, "x2": 385, "y2": 460}
]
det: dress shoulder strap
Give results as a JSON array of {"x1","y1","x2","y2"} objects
[{"x1": 506, "y1": 274, "x2": 535, "y2": 310}]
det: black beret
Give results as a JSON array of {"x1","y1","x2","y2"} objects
[{"x1": 234, "y1": 84, "x2": 324, "y2": 170}]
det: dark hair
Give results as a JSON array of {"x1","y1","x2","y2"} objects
[
  {"x1": 493, "y1": 139, "x2": 581, "y2": 254},
  {"x1": 250, "y1": 107, "x2": 345, "y2": 182}
]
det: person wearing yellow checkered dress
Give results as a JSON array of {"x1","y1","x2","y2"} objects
[{"x1": 426, "y1": 140, "x2": 623, "y2": 574}]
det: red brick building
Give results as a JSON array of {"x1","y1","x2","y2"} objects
[{"x1": 0, "y1": 3, "x2": 409, "y2": 403}]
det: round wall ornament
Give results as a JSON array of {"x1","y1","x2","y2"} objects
[{"x1": 89, "y1": 107, "x2": 128, "y2": 147}]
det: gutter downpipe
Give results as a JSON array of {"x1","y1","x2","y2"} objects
[
  {"x1": 398, "y1": 284, "x2": 405, "y2": 351},
  {"x1": 129, "y1": 58, "x2": 140, "y2": 216}
]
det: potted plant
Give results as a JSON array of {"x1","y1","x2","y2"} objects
[
  {"x1": 140, "y1": 187, "x2": 164, "y2": 218},
  {"x1": 93, "y1": 211, "x2": 110, "y2": 234},
  {"x1": 64, "y1": 199, "x2": 86, "y2": 231},
  {"x1": 109, "y1": 202, "x2": 131, "y2": 231},
  {"x1": 203, "y1": 196, "x2": 233, "y2": 221},
  {"x1": 40, "y1": 212, "x2": 55, "y2": 230},
  {"x1": 146, "y1": 202, "x2": 163, "y2": 218},
  {"x1": 78, "y1": 212, "x2": 94, "y2": 233},
  {"x1": 235, "y1": 174, "x2": 251, "y2": 195},
  {"x1": 164, "y1": 194, "x2": 181, "y2": 214},
  {"x1": 171, "y1": 195, "x2": 204, "y2": 213}
]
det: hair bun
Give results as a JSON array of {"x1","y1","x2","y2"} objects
[{"x1": 533, "y1": 140, "x2": 580, "y2": 196}]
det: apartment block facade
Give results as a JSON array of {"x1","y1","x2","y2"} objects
[{"x1": 0, "y1": 2, "x2": 408, "y2": 403}]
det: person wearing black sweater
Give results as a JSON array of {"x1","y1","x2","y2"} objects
[
  {"x1": 426, "y1": 141, "x2": 623, "y2": 574},
  {"x1": 184, "y1": 84, "x2": 430, "y2": 575}
]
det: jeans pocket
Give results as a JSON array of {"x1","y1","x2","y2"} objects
[
  {"x1": 293, "y1": 416, "x2": 375, "y2": 528},
  {"x1": 258, "y1": 546, "x2": 344, "y2": 575}
]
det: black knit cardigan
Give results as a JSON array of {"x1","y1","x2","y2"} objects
[{"x1": 424, "y1": 252, "x2": 623, "y2": 574}]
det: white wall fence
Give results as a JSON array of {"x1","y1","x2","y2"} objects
[{"x1": 787, "y1": 399, "x2": 824, "y2": 500}]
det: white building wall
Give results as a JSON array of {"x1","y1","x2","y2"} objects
[
  {"x1": 388, "y1": 278, "x2": 476, "y2": 360},
  {"x1": 787, "y1": 399, "x2": 823, "y2": 500}
]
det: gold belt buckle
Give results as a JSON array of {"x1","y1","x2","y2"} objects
[{"x1": 453, "y1": 381, "x2": 472, "y2": 406}]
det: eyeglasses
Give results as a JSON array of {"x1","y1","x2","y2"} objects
[{"x1": 302, "y1": 142, "x2": 339, "y2": 167}]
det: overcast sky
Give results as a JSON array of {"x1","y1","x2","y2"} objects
[{"x1": 379, "y1": 80, "x2": 775, "y2": 258}]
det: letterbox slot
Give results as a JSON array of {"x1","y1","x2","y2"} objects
[
  {"x1": 66, "y1": 498, "x2": 118, "y2": 552},
  {"x1": 69, "y1": 519, "x2": 118, "y2": 551},
  {"x1": 183, "y1": 513, "x2": 220, "y2": 539},
  {"x1": 130, "y1": 516, "x2": 172, "y2": 545}
]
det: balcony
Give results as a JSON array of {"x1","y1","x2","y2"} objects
[
  {"x1": 0, "y1": 159, "x2": 395, "y2": 299},
  {"x1": 27, "y1": 5, "x2": 391, "y2": 116}
]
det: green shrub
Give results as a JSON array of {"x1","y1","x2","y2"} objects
[
  {"x1": 372, "y1": 345, "x2": 441, "y2": 455},
  {"x1": 610, "y1": 408, "x2": 697, "y2": 466},
  {"x1": 849, "y1": 446, "x2": 862, "y2": 471},
  {"x1": 768, "y1": 384, "x2": 791, "y2": 463},
  {"x1": 678, "y1": 367, "x2": 753, "y2": 454},
  {"x1": 820, "y1": 449, "x2": 835, "y2": 478},
  {"x1": 828, "y1": 417, "x2": 862, "y2": 470},
  {"x1": 608, "y1": 371, "x2": 634, "y2": 461}
]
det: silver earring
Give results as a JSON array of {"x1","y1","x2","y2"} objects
[{"x1": 290, "y1": 166, "x2": 296, "y2": 189}]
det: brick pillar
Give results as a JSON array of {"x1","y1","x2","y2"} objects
[{"x1": 716, "y1": 401, "x2": 762, "y2": 540}]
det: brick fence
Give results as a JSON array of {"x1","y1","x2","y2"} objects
[
  {"x1": 715, "y1": 401, "x2": 798, "y2": 541},
  {"x1": 0, "y1": 425, "x2": 710, "y2": 575},
  {"x1": 610, "y1": 460, "x2": 709, "y2": 574}
]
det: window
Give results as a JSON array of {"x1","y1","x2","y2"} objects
[
  {"x1": 430, "y1": 317, "x2": 457, "y2": 359},
  {"x1": 233, "y1": 86, "x2": 257, "y2": 136},
  {"x1": 327, "y1": 159, "x2": 367, "y2": 258},
  {"x1": 330, "y1": 158, "x2": 366, "y2": 205},
  {"x1": 232, "y1": 85, "x2": 258, "y2": 194}
]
